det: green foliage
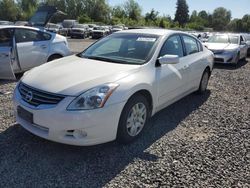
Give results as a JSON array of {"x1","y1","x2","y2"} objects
[
  {"x1": 0, "y1": 0, "x2": 20, "y2": 21},
  {"x1": 78, "y1": 14, "x2": 92, "y2": 24},
  {"x1": 124, "y1": 0, "x2": 142, "y2": 21},
  {"x1": 212, "y1": 7, "x2": 231, "y2": 31},
  {"x1": 0, "y1": 0, "x2": 248, "y2": 32},
  {"x1": 174, "y1": 0, "x2": 189, "y2": 27}
]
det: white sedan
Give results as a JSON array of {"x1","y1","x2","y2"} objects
[
  {"x1": 0, "y1": 26, "x2": 71, "y2": 79},
  {"x1": 13, "y1": 29, "x2": 214, "y2": 146}
]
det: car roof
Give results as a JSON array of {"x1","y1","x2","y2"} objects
[
  {"x1": 118, "y1": 29, "x2": 188, "y2": 36},
  {"x1": 0, "y1": 25, "x2": 51, "y2": 32}
]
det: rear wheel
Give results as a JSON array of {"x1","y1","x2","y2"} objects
[
  {"x1": 117, "y1": 94, "x2": 149, "y2": 144},
  {"x1": 235, "y1": 53, "x2": 240, "y2": 66},
  {"x1": 197, "y1": 69, "x2": 210, "y2": 94}
]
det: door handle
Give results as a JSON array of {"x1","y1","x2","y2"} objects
[
  {"x1": 0, "y1": 53, "x2": 9, "y2": 58},
  {"x1": 182, "y1": 65, "x2": 189, "y2": 70},
  {"x1": 40, "y1": 45, "x2": 47, "y2": 49}
]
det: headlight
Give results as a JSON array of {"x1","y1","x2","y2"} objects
[{"x1": 67, "y1": 83, "x2": 119, "y2": 111}]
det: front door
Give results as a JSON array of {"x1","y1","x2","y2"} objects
[
  {"x1": 156, "y1": 35, "x2": 189, "y2": 109},
  {"x1": 0, "y1": 28, "x2": 16, "y2": 80}
]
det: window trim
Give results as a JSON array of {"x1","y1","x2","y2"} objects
[
  {"x1": 14, "y1": 28, "x2": 51, "y2": 43},
  {"x1": 180, "y1": 34, "x2": 201, "y2": 56},
  {"x1": 158, "y1": 34, "x2": 185, "y2": 58}
]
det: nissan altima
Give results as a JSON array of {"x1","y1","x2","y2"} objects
[
  {"x1": 13, "y1": 29, "x2": 214, "y2": 146},
  {"x1": 204, "y1": 33, "x2": 248, "y2": 65}
]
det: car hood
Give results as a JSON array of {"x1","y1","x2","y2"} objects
[
  {"x1": 204, "y1": 43, "x2": 239, "y2": 50},
  {"x1": 21, "y1": 55, "x2": 141, "y2": 96}
]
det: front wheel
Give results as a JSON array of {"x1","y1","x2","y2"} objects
[
  {"x1": 197, "y1": 69, "x2": 210, "y2": 94},
  {"x1": 117, "y1": 94, "x2": 150, "y2": 144}
]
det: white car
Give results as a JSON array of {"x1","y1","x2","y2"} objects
[
  {"x1": 204, "y1": 33, "x2": 248, "y2": 65},
  {"x1": 13, "y1": 29, "x2": 214, "y2": 146},
  {"x1": 0, "y1": 26, "x2": 71, "y2": 79}
]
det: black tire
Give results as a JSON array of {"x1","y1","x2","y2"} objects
[
  {"x1": 47, "y1": 54, "x2": 63, "y2": 62},
  {"x1": 197, "y1": 69, "x2": 210, "y2": 94},
  {"x1": 117, "y1": 94, "x2": 150, "y2": 144},
  {"x1": 235, "y1": 53, "x2": 240, "y2": 66}
]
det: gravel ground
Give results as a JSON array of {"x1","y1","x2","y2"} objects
[{"x1": 0, "y1": 40, "x2": 249, "y2": 187}]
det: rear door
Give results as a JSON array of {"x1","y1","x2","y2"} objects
[
  {"x1": 14, "y1": 28, "x2": 51, "y2": 70},
  {"x1": 181, "y1": 35, "x2": 205, "y2": 90},
  {"x1": 240, "y1": 35, "x2": 248, "y2": 58},
  {"x1": 0, "y1": 28, "x2": 16, "y2": 80}
]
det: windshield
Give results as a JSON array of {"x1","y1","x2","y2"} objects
[
  {"x1": 94, "y1": 27, "x2": 104, "y2": 30},
  {"x1": 62, "y1": 20, "x2": 76, "y2": 28},
  {"x1": 73, "y1": 24, "x2": 86, "y2": 28},
  {"x1": 80, "y1": 33, "x2": 159, "y2": 65},
  {"x1": 208, "y1": 35, "x2": 239, "y2": 44}
]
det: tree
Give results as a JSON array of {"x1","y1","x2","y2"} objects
[
  {"x1": 198, "y1": 10, "x2": 208, "y2": 20},
  {"x1": 0, "y1": 0, "x2": 20, "y2": 21},
  {"x1": 112, "y1": 5, "x2": 126, "y2": 19},
  {"x1": 17, "y1": 0, "x2": 38, "y2": 20},
  {"x1": 124, "y1": 0, "x2": 142, "y2": 21},
  {"x1": 174, "y1": 0, "x2": 189, "y2": 27},
  {"x1": 212, "y1": 7, "x2": 231, "y2": 31},
  {"x1": 145, "y1": 9, "x2": 159, "y2": 23}
]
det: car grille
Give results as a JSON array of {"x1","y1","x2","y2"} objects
[
  {"x1": 214, "y1": 58, "x2": 224, "y2": 63},
  {"x1": 211, "y1": 50, "x2": 223, "y2": 54},
  {"x1": 18, "y1": 82, "x2": 65, "y2": 107}
]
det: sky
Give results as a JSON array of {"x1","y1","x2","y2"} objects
[{"x1": 108, "y1": 0, "x2": 250, "y2": 19}]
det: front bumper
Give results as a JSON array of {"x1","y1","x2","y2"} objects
[
  {"x1": 13, "y1": 87, "x2": 126, "y2": 146},
  {"x1": 213, "y1": 52, "x2": 237, "y2": 64}
]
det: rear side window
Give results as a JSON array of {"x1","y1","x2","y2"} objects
[
  {"x1": 182, "y1": 35, "x2": 199, "y2": 55},
  {"x1": 0, "y1": 29, "x2": 13, "y2": 47},
  {"x1": 15, "y1": 29, "x2": 51, "y2": 43},
  {"x1": 159, "y1": 35, "x2": 184, "y2": 57}
]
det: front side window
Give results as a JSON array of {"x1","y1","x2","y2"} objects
[
  {"x1": 182, "y1": 35, "x2": 199, "y2": 55},
  {"x1": 159, "y1": 35, "x2": 184, "y2": 57},
  {"x1": 0, "y1": 29, "x2": 13, "y2": 47},
  {"x1": 15, "y1": 29, "x2": 48, "y2": 43},
  {"x1": 81, "y1": 33, "x2": 159, "y2": 65},
  {"x1": 229, "y1": 36, "x2": 239, "y2": 44}
]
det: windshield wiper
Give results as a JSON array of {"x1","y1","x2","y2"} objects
[{"x1": 84, "y1": 56, "x2": 130, "y2": 64}]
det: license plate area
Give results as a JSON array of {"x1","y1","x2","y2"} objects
[{"x1": 17, "y1": 106, "x2": 33, "y2": 124}]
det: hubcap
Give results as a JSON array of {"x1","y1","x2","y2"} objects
[
  {"x1": 126, "y1": 103, "x2": 147, "y2": 137},
  {"x1": 201, "y1": 72, "x2": 209, "y2": 91}
]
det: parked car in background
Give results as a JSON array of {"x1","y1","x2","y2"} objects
[
  {"x1": 111, "y1": 25, "x2": 124, "y2": 33},
  {"x1": 91, "y1": 26, "x2": 109, "y2": 39},
  {"x1": 45, "y1": 23, "x2": 62, "y2": 33},
  {"x1": 0, "y1": 26, "x2": 71, "y2": 80},
  {"x1": 12, "y1": 29, "x2": 214, "y2": 146},
  {"x1": 242, "y1": 33, "x2": 250, "y2": 56},
  {"x1": 61, "y1": 19, "x2": 78, "y2": 36},
  {"x1": 0, "y1": 21, "x2": 14, "y2": 25},
  {"x1": 70, "y1": 24, "x2": 90, "y2": 38},
  {"x1": 15, "y1": 21, "x2": 29, "y2": 26},
  {"x1": 204, "y1": 33, "x2": 248, "y2": 65}
]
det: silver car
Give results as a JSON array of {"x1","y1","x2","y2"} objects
[
  {"x1": 242, "y1": 34, "x2": 250, "y2": 56},
  {"x1": 204, "y1": 33, "x2": 248, "y2": 65}
]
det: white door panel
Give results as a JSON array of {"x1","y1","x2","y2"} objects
[
  {"x1": 156, "y1": 60, "x2": 189, "y2": 108},
  {"x1": 17, "y1": 41, "x2": 49, "y2": 70},
  {"x1": 0, "y1": 47, "x2": 16, "y2": 79},
  {"x1": 184, "y1": 52, "x2": 205, "y2": 89}
]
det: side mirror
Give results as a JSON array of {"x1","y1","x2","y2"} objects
[{"x1": 158, "y1": 55, "x2": 180, "y2": 65}]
